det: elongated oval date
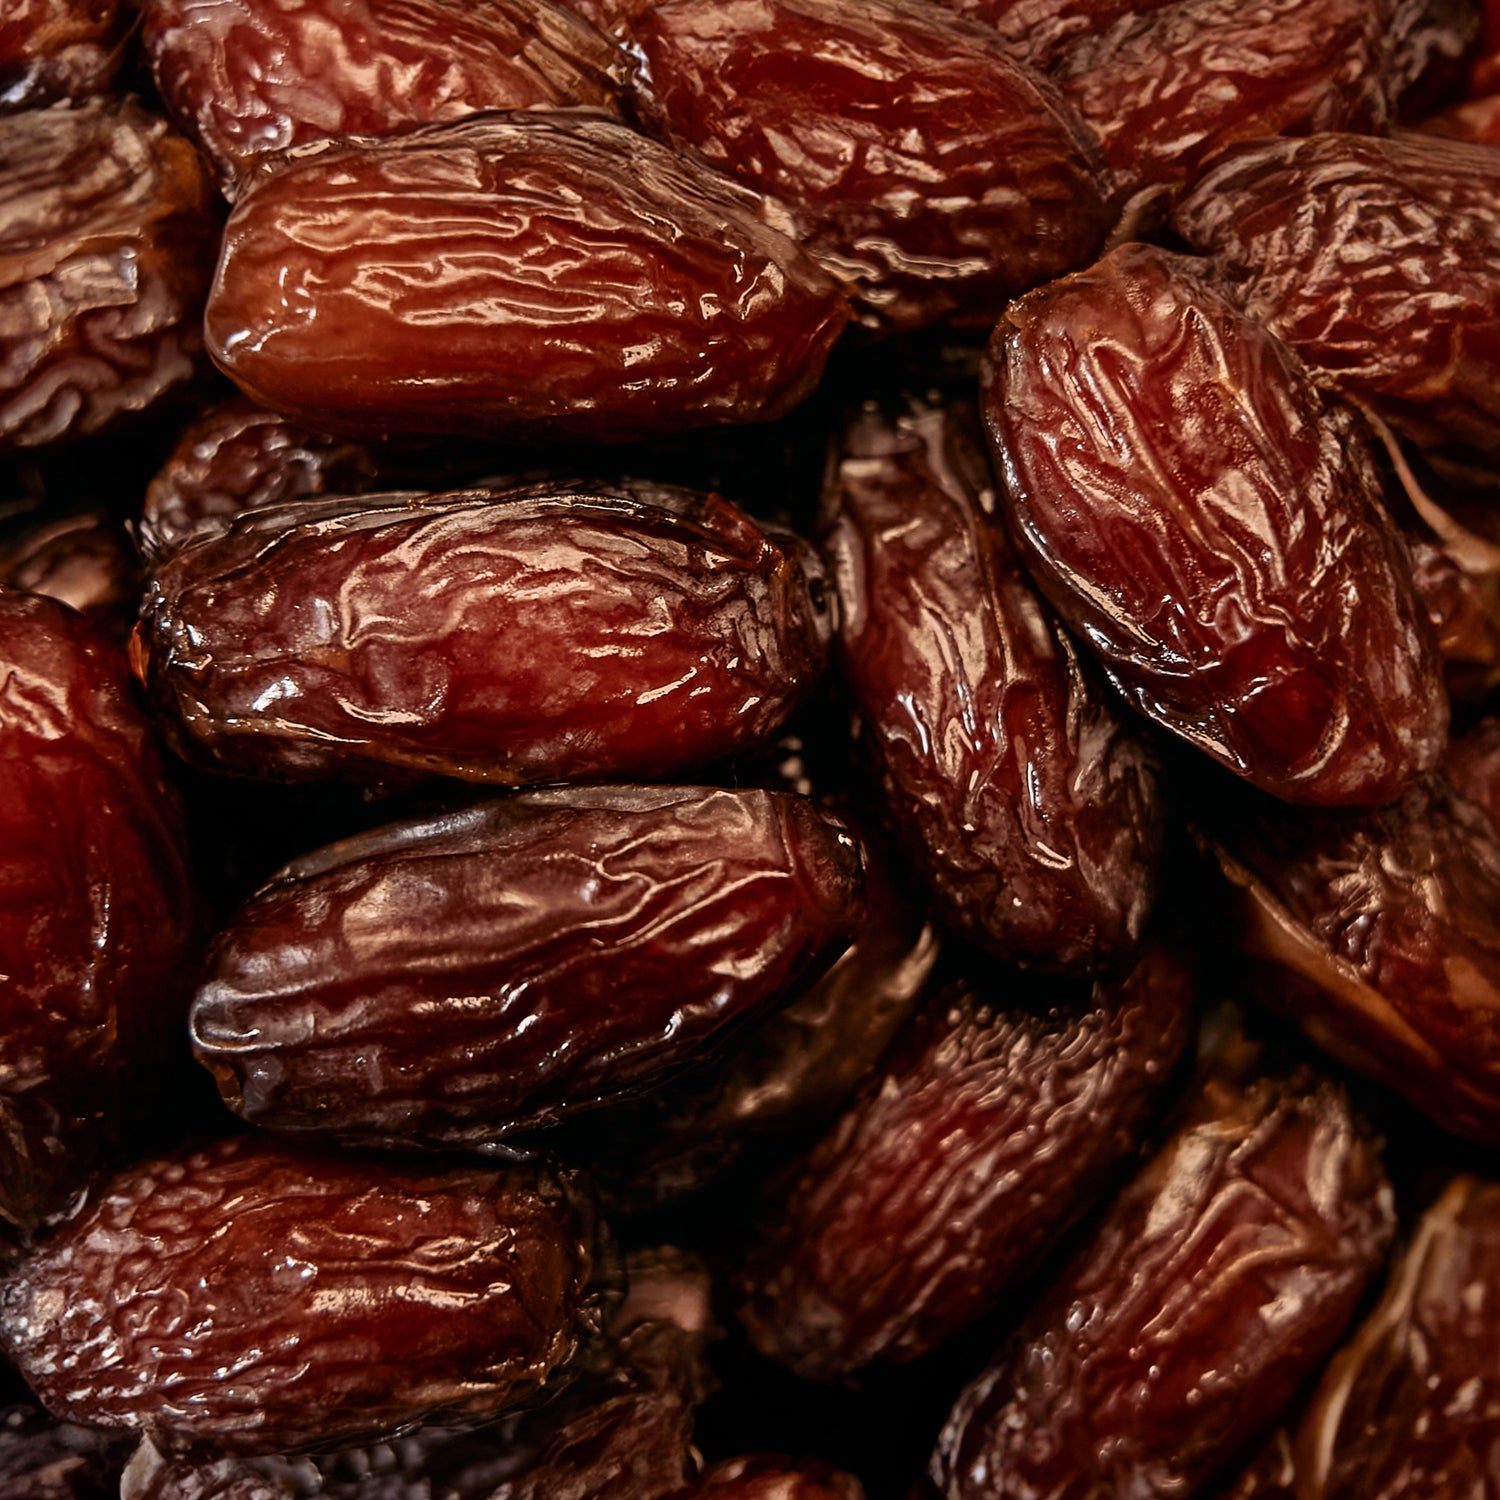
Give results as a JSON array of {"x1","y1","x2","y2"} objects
[
  {"x1": 0, "y1": 589, "x2": 194, "y2": 1240},
  {"x1": 740, "y1": 948, "x2": 1194, "y2": 1380},
  {"x1": 142, "y1": 0, "x2": 623, "y2": 195},
  {"x1": 1210, "y1": 776, "x2": 1500, "y2": 1143},
  {"x1": 825, "y1": 395, "x2": 1162, "y2": 967},
  {"x1": 0, "y1": 99, "x2": 215, "y2": 450},
  {"x1": 1174, "y1": 131, "x2": 1500, "y2": 458},
  {"x1": 0, "y1": 0, "x2": 122, "y2": 109},
  {"x1": 205, "y1": 112, "x2": 850, "y2": 442},
  {"x1": 191, "y1": 785, "x2": 864, "y2": 1147},
  {"x1": 135, "y1": 484, "x2": 830, "y2": 784},
  {"x1": 985, "y1": 242, "x2": 1446, "y2": 805},
  {"x1": 931, "y1": 1071, "x2": 1395, "y2": 1500},
  {"x1": 0, "y1": 1137, "x2": 594, "y2": 1455},
  {"x1": 627, "y1": 0, "x2": 1110, "y2": 332}
]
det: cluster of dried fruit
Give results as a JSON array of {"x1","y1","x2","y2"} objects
[{"x1": 3, "y1": 0, "x2": 1500, "y2": 1494}]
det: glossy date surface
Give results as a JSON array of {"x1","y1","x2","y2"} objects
[
  {"x1": 205, "y1": 112, "x2": 850, "y2": 441},
  {"x1": 135, "y1": 484, "x2": 830, "y2": 785},
  {"x1": 985, "y1": 242, "x2": 1446, "y2": 806},
  {"x1": 825, "y1": 395, "x2": 1162, "y2": 967},
  {"x1": 627, "y1": 0, "x2": 1110, "y2": 331},
  {"x1": 0, "y1": 1137, "x2": 595, "y2": 1455},
  {"x1": 191, "y1": 785, "x2": 864, "y2": 1147},
  {"x1": 740, "y1": 948, "x2": 1194, "y2": 1379},
  {"x1": 931, "y1": 1071, "x2": 1395, "y2": 1500}
]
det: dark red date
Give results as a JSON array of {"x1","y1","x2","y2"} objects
[
  {"x1": 931, "y1": 1071, "x2": 1395, "y2": 1500},
  {"x1": 205, "y1": 112, "x2": 849, "y2": 441},
  {"x1": 0, "y1": 1137, "x2": 595, "y2": 1455},
  {"x1": 191, "y1": 785, "x2": 864, "y2": 1146},
  {"x1": 0, "y1": 0, "x2": 122, "y2": 110},
  {"x1": 824, "y1": 395, "x2": 1162, "y2": 967},
  {"x1": 740, "y1": 948, "x2": 1194, "y2": 1379},
  {"x1": 134, "y1": 484, "x2": 830, "y2": 785},
  {"x1": 984, "y1": 242, "x2": 1446, "y2": 805}
]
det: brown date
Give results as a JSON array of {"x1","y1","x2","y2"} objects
[
  {"x1": 684, "y1": 1457, "x2": 867, "y2": 1500},
  {"x1": 627, "y1": 0, "x2": 1111, "y2": 332},
  {"x1": 190, "y1": 785, "x2": 864, "y2": 1147},
  {"x1": 740, "y1": 947, "x2": 1194, "y2": 1380},
  {"x1": 923, "y1": 0, "x2": 1175, "y2": 72},
  {"x1": 0, "y1": 511, "x2": 140, "y2": 642},
  {"x1": 0, "y1": 1137, "x2": 596, "y2": 1455},
  {"x1": 0, "y1": 98, "x2": 216, "y2": 450},
  {"x1": 205, "y1": 112, "x2": 850, "y2": 442},
  {"x1": 930, "y1": 1070, "x2": 1395, "y2": 1500},
  {"x1": 142, "y1": 0, "x2": 623, "y2": 195},
  {"x1": 1174, "y1": 131, "x2": 1500, "y2": 459},
  {"x1": 1209, "y1": 775, "x2": 1500, "y2": 1143},
  {"x1": 0, "y1": 588, "x2": 194, "y2": 1240},
  {"x1": 824, "y1": 394, "x2": 1162, "y2": 968},
  {"x1": 0, "y1": 1405, "x2": 128, "y2": 1499},
  {"x1": 0, "y1": 0, "x2": 122, "y2": 110},
  {"x1": 984, "y1": 242, "x2": 1446, "y2": 806},
  {"x1": 134, "y1": 483, "x2": 830, "y2": 785}
]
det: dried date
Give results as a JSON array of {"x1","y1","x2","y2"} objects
[
  {"x1": 930, "y1": 1071, "x2": 1395, "y2": 1499},
  {"x1": 740, "y1": 948, "x2": 1194, "y2": 1379},
  {"x1": 1408, "y1": 535, "x2": 1500, "y2": 700},
  {"x1": 922, "y1": 0, "x2": 1175, "y2": 72},
  {"x1": 984, "y1": 242, "x2": 1446, "y2": 806},
  {"x1": 0, "y1": 0, "x2": 122, "y2": 110},
  {"x1": 627, "y1": 0, "x2": 1110, "y2": 331},
  {"x1": 0, "y1": 511, "x2": 140, "y2": 641},
  {"x1": 824, "y1": 394, "x2": 1162, "y2": 967},
  {"x1": 134, "y1": 484, "x2": 830, "y2": 785},
  {"x1": 190, "y1": 785, "x2": 864, "y2": 1147},
  {"x1": 0, "y1": 1137, "x2": 596, "y2": 1455},
  {"x1": 205, "y1": 112, "x2": 849, "y2": 441}
]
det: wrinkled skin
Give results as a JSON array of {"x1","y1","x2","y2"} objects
[
  {"x1": 931, "y1": 1072, "x2": 1395, "y2": 1500},
  {"x1": 627, "y1": 0, "x2": 1110, "y2": 331},
  {"x1": 142, "y1": 0, "x2": 623, "y2": 194},
  {"x1": 0, "y1": 0, "x2": 122, "y2": 109},
  {"x1": 740, "y1": 948, "x2": 1194, "y2": 1380},
  {"x1": 0, "y1": 512, "x2": 140, "y2": 642},
  {"x1": 1408, "y1": 535, "x2": 1500, "y2": 700},
  {"x1": 0, "y1": 589, "x2": 194, "y2": 1240},
  {"x1": 1211, "y1": 776, "x2": 1500, "y2": 1143},
  {"x1": 684, "y1": 1457, "x2": 867, "y2": 1500},
  {"x1": 0, "y1": 1406, "x2": 128, "y2": 1499},
  {"x1": 825, "y1": 395, "x2": 1162, "y2": 966},
  {"x1": 134, "y1": 485, "x2": 831, "y2": 785},
  {"x1": 0, "y1": 1138, "x2": 596, "y2": 1456},
  {"x1": 1053, "y1": 0, "x2": 1390, "y2": 197},
  {"x1": 922, "y1": 0, "x2": 1176, "y2": 71},
  {"x1": 985, "y1": 243, "x2": 1446, "y2": 806},
  {"x1": 191, "y1": 786, "x2": 864, "y2": 1147},
  {"x1": 1174, "y1": 131, "x2": 1500, "y2": 458},
  {"x1": 205, "y1": 112, "x2": 849, "y2": 442},
  {"x1": 0, "y1": 99, "x2": 216, "y2": 449}
]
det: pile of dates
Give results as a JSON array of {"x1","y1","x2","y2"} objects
[{"x1": 6, "y1": 0, "x2": 1500, "y2": 1493}]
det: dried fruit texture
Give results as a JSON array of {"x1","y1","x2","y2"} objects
[
  {"x1": 0, "y1": 589, "x2": 194, "y2": 1239},
  {"x1": 1446, "y1": 715, "x2": 1500, "y2": 827},
  {"x1": 138, "y1": 399, "x2": 388, "y2": 564},
  {"x1": 921, "y1": 0, "x2": 1175, "y2": 72},
  {"x1": 931, "y1": 1071, "x2": 1396, "y2": 1500},
  {"x1": 627, "y1": 0, "x2": 1110, "y2": 332},
  {"x1": 1052, "y1": 0, "x2": 1389, "y2": 199},
  {"x1": 985, "y1": 242, "x2": 1446, "y2": 806},
  {"x1": 142, "y1": 0, "x2": 623, "y2": 195},
  {"x1": 0, "y1": 99, "x2": 215, "y2": 449},
  {"x1": 0, "y1": 1137, "x2": 595, "y2": 1455},
  {"x1": 1174, "y1": 131, "x2": 1500, "y2": 459},
  {"x1": 134, "y1": 484, "x2": 831, "y2": 784},
  {"x1": 0, "y1": 1405, "x2": 128, "y2": 1499},
  {"x1": 685, "y1": 1456, "x2": 867, "y2": 1500},
  {"x1": 205, "y1": 113, "x2": 849, "y2": 442},
  {"x1": 191, "y1": 785, "x2": 864, "y2": 1147},
  {"x1": 0, "y1": 0, "x2": 121, "y2": 110},
  {"x1": 0, "y1": 511, "x2": 140, "y2": 642},
  {"x1": 1210, "y1": 777, "x2": 1500, "y2": 1143},
  {"x1": 1386, "y1": 0, "x2": 1482, "y2": 119},
  {"x1": 825, "y1": 395, "x2": 1162, "y2": 966},
  {"x1": 1408, "y1": 535, "x2": 1500, "y2": 700},
  {"x1": 740, "y1": 948, "x2": 1194, "y2": 1380}
]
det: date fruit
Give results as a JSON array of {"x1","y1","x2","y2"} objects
[
  {"x1": 142, "y1": 0, "x2": 623, "y2": 194},
  {"x1": 740, "y1": 947, "x2": 1193, "y2": 1379},
  {"x1": 0, "y1": 512, "x2": 140, "y2": 642},
  {"x1": 0, "y1": 0, "x2": 122, "y2": 110},
  {"x1": 190, "y1": 785, "x2": 864, "y2": 1147},
  {"x1": 0, "y1": 98, "x2": 215, "y2": 449},
  {"x1": 0, "y1": 1137, "x2": 595, "y2": 1455},
  {"x1": 984, "y1": 242, "x2": 1446, "y2": 806},
  {"x1": 825, "y1": 394, "x2": 1162, "y2": 967},
  {"x1": 627, "y1": 0, "x2": 1111, "y2": 331},
  {"x1": 930, "y1": 1070, "x2": 1395, "y2": 1499},
  {"x1": 205, "y1": 112, "x2": 849, "y2": 441},
  {"x1": 134, "y1": 483, "x2": 830, "y2": 785}
]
